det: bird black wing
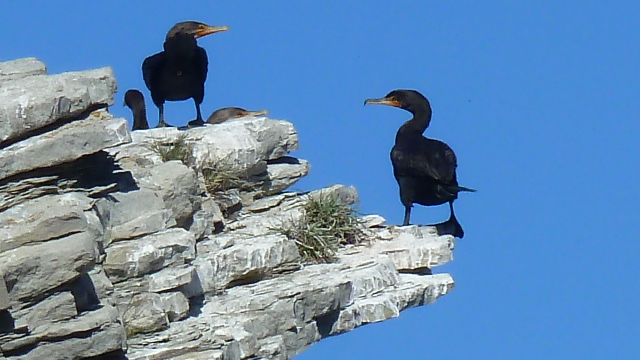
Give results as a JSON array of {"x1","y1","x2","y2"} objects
[
  {"x1": 142, "y1": 52, "x2": 165, "y2": 92},
  {"x1": 391, "y1": 138, "x2": 458, "y2": 185},
  {"x1": 194, "y1": 46, "x2": 209, "y2": 83}
]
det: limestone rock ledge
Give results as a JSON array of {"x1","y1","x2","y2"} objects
[{"x1": 0, "y1": 58, "x2": 456, "y2": 360}]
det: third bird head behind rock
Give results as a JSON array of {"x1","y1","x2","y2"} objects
[
  {"x1": 207, "y1": 107, "x2": 269, "y2": 125},
  {"x1": 365, "y1": 89, "x2": 475, "y2": 238},
  {"x1": 185, "y1": 107, "x2": 269, "y2": 128},
  {"x1": 123, "y1": 89, "x2": 149, "y2": 131},
  {"x1": 142, "y1": 21, "x2": 229, "y2": 128}
]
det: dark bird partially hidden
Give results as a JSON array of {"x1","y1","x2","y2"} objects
[
  {"x1": 123, "y1": 89, "x2": 149, "y2": 130},
  {"x1": 206, "y1": 107, "x2": 269, "y2": 124},
  {"x1": 142, "y1": 21, "x2": 228, "y2": 128},
  {"x1": 365, "y1": 89, "x2": 475, "y2": 238},
  {"x1": 185, "y1": 107, "x2": 268, "y2": 127}
]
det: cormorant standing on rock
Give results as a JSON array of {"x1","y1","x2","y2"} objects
[
  {"x1": 123, "y1": 89, "x2": 149, "y2": 130},
  {"x1": 142, "y1": 21, "x2": 229, "y2": 128},
  {"x1": 206, "y1": 107, "x2": 268, "y2": 124},
  {"x1": 365, "y1": 89, "x2": 475, "y2": 238}
]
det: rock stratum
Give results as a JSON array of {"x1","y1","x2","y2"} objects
[{"x1": 0, "y1": 58, "x2": 455, "y2": 360}]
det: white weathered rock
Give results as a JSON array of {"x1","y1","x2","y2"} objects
[
  {"x1": 197, "y1": 234, "x2": 301, "y2": 291},
  {"x1": 249, "y1": 158, "x2": 310, "y2": 197},
  {"x1": 131, "y1": 117, "x2": 298, "y2": 171},
  {"x1": 122, "y1": 224, "x2": 454, "y2": 359},
  {"x1": 0, "y1": 65, "x2": 116, "y2": 144},
  {"x1": 0, "y1": 114, "x2": 131, "y2": 182},
  {"x1": 307, "y1": 184, "x2": 360, "y2": 205},
  {"x1": 0, "y1": 58, "x2": 46, "y2": 82},
  {"x1": 0, "y1": 232, "x2": 98, "y2": 304},
  {"x1": 147, "y1": 265, "x2": 195, "y2": 293},
  {"x1": 367, "y1": 226, "x2": 455, "y2": 271},
  {"x1": 361, "y1": 214, "x2": 387, "y2": 228},
  {"x1": 257, "y1": 335, "x2": 290, "y2": 359},
  {"x1": 103, "y1": 228, "x2": 196, "y2": 283},
  {"x1": 0, "y1": 192, "x2": 97, "y2": 253},
  {"x1": 160, "y1": 291, "x2": 190, "y2": 322}
]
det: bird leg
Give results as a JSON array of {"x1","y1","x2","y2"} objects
[
  {"x1": 156, "y1": 104, "x2": 174, "y2": 128},
  {"x1": 431, "y1": 201, "x2": 465, "y2": 238},
  {"x1": 402, "y1": 205, "x2": 411, "y2": 226},
  {"x1": 188, "y1": 100, "x2": 206, "y2": 127}
]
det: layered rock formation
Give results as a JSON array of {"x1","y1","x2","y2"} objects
[{"x1": 0, "y1": 58, "x2": 456, "y2": 360}]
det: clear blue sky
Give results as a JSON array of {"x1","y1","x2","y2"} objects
[{"x1": 3, "y1": 1, "x2": 639, "y2": 359}]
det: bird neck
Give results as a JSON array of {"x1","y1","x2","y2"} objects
[
  {"x1": 132, "y1": 105, "x2": 149, "y2": 130},
  {"x1": 398, "y1": 106, "x2": 432, "y2": 136},
  {"x1": 164, "y1": 34, "x2": 198, "y2": 61}
]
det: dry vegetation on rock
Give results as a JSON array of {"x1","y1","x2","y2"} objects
[{"x1": 279, "y1": 194, "x2": 365, "y2": 263}]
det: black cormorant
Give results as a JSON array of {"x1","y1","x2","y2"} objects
[
  {"x1": 365, "y1": 89, "x2": 475, "y2": 238},
  {"x1": 123, "y1": 89, "x2": 149, "y2": 130},
  {"x1": 206, "y1": 107, "x2": 268, "y2": 124},
  {"x1": 142, "y1": 21, "x2": 228, "y2": 128}
]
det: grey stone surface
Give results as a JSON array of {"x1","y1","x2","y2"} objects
[
  {"x1": 122, "y1": 293, "x2": 169, "y2": 336},
  {"x1": 0, "y1": 276, "x2": 9, "y2": 311},
  {"x1": 147, "y1": 265, "x2": 195, "y2": 293},
  {"x1": 188, "y1": 197, "x2": 223, "y2": 240},
  {"x1": 15, "y1": 292, "x2": 77, "y2": 332},
  {"x1": 0, "y1": 114, "x2": 131, "y2": 182},
  {"x1": 0, "y1": 192, "x2": 97, "y2": 253},
  {"x1": 134, "y1": 161, "x2": 203, "y2": 228},
  {"x1": 160, "y1": 292, "x2": 190, "y2": 322},
  {"x1": 0, "y1": 58, "x2": 46, "y2": 82},
  {"x1": 88, "y1": 267, "x2": 114, "y2": 302},
  {"x1": 0, "y1": 66, "x2": 116, "y2": 144},
  {"x1": 0, "y1": 232, "x2": 98, "y2": 304},
  {"x1": 2, "y1": 305, "x2": 125, "y2": 360},
  {"x1": 95, "y1": 188, "x2": 175, "y2": 245},
  {"x1": 103, "y1": 228, "x2": 196, "y2": 283}
]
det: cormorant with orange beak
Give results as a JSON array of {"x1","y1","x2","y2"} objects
[
  {"x1": 365, "y1": 89, "x2": 475, "y2": 238},
  {"x1": 142, "y1": 21, "x2": 229, "y2": 127}
]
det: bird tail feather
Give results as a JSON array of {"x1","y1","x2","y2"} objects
[{"x1": 456, "y1": 185, "x2": 477, "y2": 193}]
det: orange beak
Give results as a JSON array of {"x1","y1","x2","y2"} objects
[
  {"x1": 195, "y1": 25, "x2": 229, "y2": 38},
  {"x1": 364, "y1": 97, "x2": 402, "y2": 107},
  {"x1": 241, "y1": 109, "x2": 269, "y2": 118}
]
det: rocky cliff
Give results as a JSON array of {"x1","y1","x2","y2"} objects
[{"x1": 0, "y1": 58, "x2": 455, "y2": 360}]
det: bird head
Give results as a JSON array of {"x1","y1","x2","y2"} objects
[
  {"x1": 123, "y1": 89, "x2": 145, "y2": 109},
  {"x1": 166, "y1": 21, "x2": 229, "y2": 40},
  {"x1": 364, "y1": 89, "x2": 430, "y2": 114},
  {"x1": 207, "y1": 107, "x2": 269, "y2": 124}
]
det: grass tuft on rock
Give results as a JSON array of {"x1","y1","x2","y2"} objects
[
  {"x1": 201, "y1": 159, "x2": 244, "y2": 194},
  {"x1": 148, "y1": 134, "x2": 192, "y2": 165},
  {"x1": 280, "y1": 194, "x2": 365, "y2": 263}
]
